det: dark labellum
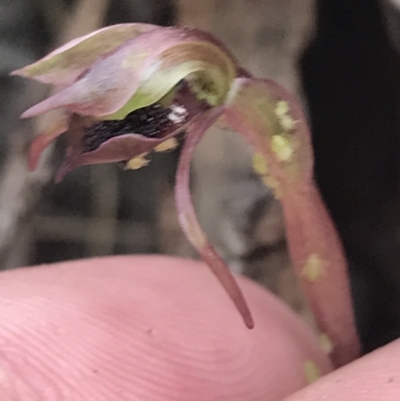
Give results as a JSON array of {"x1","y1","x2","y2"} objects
[{"x1": 82, "y1": 102, "x2": 187, "y2": 152}]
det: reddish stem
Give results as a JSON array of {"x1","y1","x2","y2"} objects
[
  {"x1": 282, "y1": 182, "x2": 361, "y2": 366},
  {"x1": 224, "y1": 77, "x2": 361, "y2": 366},
  {"x1": 175, "y1": 110, "x2": 254, "y2": 329}
]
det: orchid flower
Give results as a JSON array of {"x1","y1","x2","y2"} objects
[{"x1": 12, "y1": 23, "x2": 360, "y2": 367}]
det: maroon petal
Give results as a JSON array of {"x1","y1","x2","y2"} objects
[
  {"x1": 57, "y1": 129, "x2": 183, "y2": 182},
  {"x1": 55, "y1": 84, "x2": 209, "y2": 180}
]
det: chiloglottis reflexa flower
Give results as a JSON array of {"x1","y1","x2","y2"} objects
[
  {"x1": 13, "y1": 23, "x2": 238, "y2": 177},
  {"x1": 14, "y1": 23, "x2": 361, "y2": 364},
  {"x1": 12, "y1": 23, "x2": 253, "y2": 328}
]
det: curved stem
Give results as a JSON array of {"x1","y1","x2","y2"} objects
[
  {"x1": 282, "y1": 183, "x2": 360, "y2": 366},
  {"x1": 175, "y1": 110, "x2": 254, "y2": 329},
  {"x1": 245, "y1": 130, "x2": 359, "y2": 366},
  {"x1": 225, "y1": 77, "x2": 361, "y2": 366}
]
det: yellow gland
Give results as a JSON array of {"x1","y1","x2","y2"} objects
[
  {"x1": 271, "y1": 135, "x2": 293, "y2": 162},
  {"x1": 279, "y1": 114, "x2": 296, "y2": 131},
  {"x1": 304, "y1": 360, "x2": 321, "y2": 384},
  {"x1": 252, "y1": 152, "x2": 269, "y2": 176},
  {"x1": 319, "y1": 333, "x2": 334, "y2": 354},
  {"x1": 274, "y1": 100, "x2": 290, "y2": 117},
  {"x1": 274, "y1": 100, "x2": 296, "y2": 132},
  {"x1": 252, "y1": 153, "x2": 282, "y2": 198},
  {"x1": 188, "y1": 74, "x2": 220, "y2": 106},
  {"x1": 154, "y1": 138, "x2": 178, "y2": 152},
  {"x1": 302, "y1": 254, "x2": 325, "y2": 282},
  {"x1": 125, "y1": 154, "x2": 150, "y2": 170}
]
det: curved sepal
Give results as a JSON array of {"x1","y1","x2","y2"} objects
[{"x1": 19, "y1": 26, "x2": 238, "y2": 119}]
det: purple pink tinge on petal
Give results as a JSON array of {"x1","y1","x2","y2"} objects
[
  {"x1": 20, "y1": 26, "x2": 238, "y2": 119},
  {"x1": 11, "y1": 23, "x2": 158, "y2": 87},
  {"x1": 20, "y1": 77, "x2": 112, "y2": 118},
  {"x1": 28, "y1": 113, "x2": 70, "y2": 170},
  {"x1": 55, "y1": 133, "x2": 169, "y2": 182}
]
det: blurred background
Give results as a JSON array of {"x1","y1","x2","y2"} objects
[{"x1": 2, "y1": 0, "x2": 400, "y2": 353}]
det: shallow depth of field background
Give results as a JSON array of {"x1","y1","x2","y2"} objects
[{"x1": 1, "y1": 0, "x2": 400, "y2": 352}]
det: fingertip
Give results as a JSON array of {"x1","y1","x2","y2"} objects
[
  {"x1": 0, "y1": 256, "x2": 332, "y2": 400},
  {"x1": 285, "y1": 338, "x2": 400, "y2": 401}
]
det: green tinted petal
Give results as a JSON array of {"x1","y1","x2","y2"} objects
[
  {"x1": 104, "y1": 29, "x2": 237, "y2": 120},
  {"x1": 18, "y1": 26, "x2": 238, "y2": 119},
  {"x1": 12, "y1": 23, "x2": 157, "y2": 86}
]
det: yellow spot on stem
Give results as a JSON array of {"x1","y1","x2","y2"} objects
[
  {"x1": 154, "y1": 138, "x2": 178, "y2": 152},
  {"x1": 252, "y1": 152, "x2": 269, "y2": 176},
  {"x1": 304, "y1": 360, "x2": 321, "y2": 384},
  {"x1": 125, "y1": 154, "x2": 150, "y2": 170},
  {"x1": 280, "y1": 115, "x2": 296, "y2": 131},
  {"x1": 302, "y1": 254, "x2": 325, "y2": 282},
  {"x1": 319, "y1": 333, "x2": 334, "y2": 354},
  {"x1": 275, "y1": 101, "x2": 289, "y2": 117},
  {"x1": 271, "y1": 135, "x2": 293, "y2": 162},
  {"x1": 274, "y1": 100, "x2": 296, "y2": 132},
  {"x1": 252, "y1": 152, "x2": 282, "y2": 198}
]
